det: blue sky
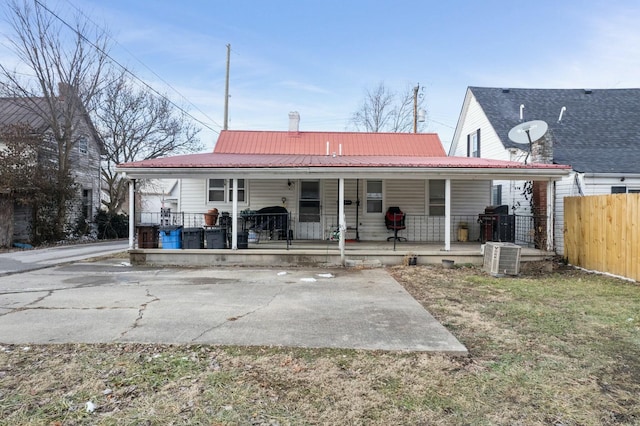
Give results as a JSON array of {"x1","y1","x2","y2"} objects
[{"x1": 5, "y1": 1, "x2": 640, "y2": 151}]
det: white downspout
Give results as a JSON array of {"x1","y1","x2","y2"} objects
[
  {"x1": 128, "y1": 179, "x2": 135, "y2": 250},
  {"x1": 339, "y1": 178, "x2": 346, "y2": 265},
  {"x1": 231, "y1": 178, "x2": 238, "y2": 249},
  {"x1": 444, "y1": 179, "x2": 451, "y2": 251}
]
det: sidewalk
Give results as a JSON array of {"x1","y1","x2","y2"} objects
[{"x1": 0, "y1": 240, "x2": 129, "y2": 276}]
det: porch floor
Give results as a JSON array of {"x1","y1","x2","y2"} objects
[{"x1": 130, "y1": 239, "x2": 554, "y2": 268}]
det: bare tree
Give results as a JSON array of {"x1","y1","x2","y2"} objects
[
  {"x1": 92, "y1": 72, "x2": 202, "y2": 214},
  {"x1": 351, "y1": 82, "x2": 426, "y2": 133},
  {"x1": 0, "y1": 0, "x2": 111, "y2": 238}
]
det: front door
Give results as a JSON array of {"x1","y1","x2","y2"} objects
[{"x1": 298, "y1": 180, "x2": 322, "y2": 239}]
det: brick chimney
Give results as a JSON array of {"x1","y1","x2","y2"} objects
[
  {"x1": 531, "y1": 133, "x2": 553, "y2": 164},
  {"x1": 288, "y1": 111, "x2": 300, "y2": 133},
  {"x1": 530, "y1": 131, "x2": 553, "y2": 249}
]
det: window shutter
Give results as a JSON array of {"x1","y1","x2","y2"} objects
[
  {"x1": 476, "y1": 128, "x2": 481, "y2": 157},
  {"x1": 466, "y1": 134, "x2": 470, "y2": 157}
]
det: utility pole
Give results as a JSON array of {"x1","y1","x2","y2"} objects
[
  {"x1": 413, "y1": 83, "x2": 419, "y2": 133},
  {"x1": 223, "y1": 44, "x2": 230, "y2": 131}
]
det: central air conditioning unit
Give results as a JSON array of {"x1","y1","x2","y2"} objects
[{"x1": 483, "y1": 242, "x2": 522, "y2": 276}]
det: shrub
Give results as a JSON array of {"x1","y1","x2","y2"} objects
[{"x1": 95, "y1": 210, "x2": 129, "y2": 239}]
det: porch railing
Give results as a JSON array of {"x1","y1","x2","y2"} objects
[
  {"x1": 136, "y1": 211, "x2": 547, "y2": 249},
  {"x1": 137, "y1": 210, "x2": 293, "y2": 248}
]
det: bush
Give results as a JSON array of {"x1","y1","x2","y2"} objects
[{"x1": 95, "y1": 210, "x2": 129, "y2": 239}]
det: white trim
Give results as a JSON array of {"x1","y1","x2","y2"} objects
[
  {"x1": 129, "y1": 180, "x2": 135, "y2": 250},
  {"x1": 231, "y1": 178, "x2": 238, "y2": 250},
  {"x1": 444, "y1": 179, "x2": 451, "y2": 251},
  {"x1": 339, "y1": 178, "x2": 345, "y2": 264}
]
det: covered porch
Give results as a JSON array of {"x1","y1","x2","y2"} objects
[{"x1": 117, "y1": 150, "x2": 570, "y2": 267}]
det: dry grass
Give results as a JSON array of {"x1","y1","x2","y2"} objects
[{"x1": 1, "y1": 262, "x2": 639, "y2": 425}]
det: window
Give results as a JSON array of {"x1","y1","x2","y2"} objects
[
  {"x1": 78, "y1": 136, "x2": 88, "y2": 155},
  {"x1": 207, "y1": 179, "x2": 247, "y2": 203},
  {"x1": 82, "y1": 189, "x2": 92, "y2": 219},
  {"x1": 229, "y1": 179, "x2": 245, "y2": 202},
  {"x1": 492, "y1": 184, "x2": 503, "y2": 205},
  {"x1": 612, "y1": 186, "x2": 640, "y2": 194},
  {"x1": 366, "y1": 180, "x2": 383, "y2": 213},
  {"x1": 208, "y1": 179, "x2": 225, "y2": 202},
  {"x1": 467, "y1": 129, "x2": 481, "y2": 157},
  {"x1": 429, "y1": 180, "x2": 445, "y2": 216}
]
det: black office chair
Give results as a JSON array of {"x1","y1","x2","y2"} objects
[{"x1": 385, "y1": 207, "x2": 406, "y2": 250}]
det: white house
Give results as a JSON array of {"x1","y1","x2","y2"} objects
[
  {"x1": 118, "y1": 113, "x2": 569, "y2": 260},
  {"x1": 450, "y1": 87, "x2": 640, "y2": 255}
]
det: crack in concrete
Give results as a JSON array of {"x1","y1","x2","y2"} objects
[
  {"x1": 191, "y1": 285, "x2": 285, "y2": 342},
  {"x1": 120, "y1": 289, "x2": 160, "y2": 338},
  {"x1": 0, "y1": 290, "x2": 55, "y2": 317}
]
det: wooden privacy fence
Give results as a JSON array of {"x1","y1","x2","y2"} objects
[{"x1": 564, "y1": 194, "x2": 639, "y2": 281}]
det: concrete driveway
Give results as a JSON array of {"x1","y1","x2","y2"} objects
[
  {"x1": 0, "y1": 240, "x2": 129, "y2": 276},
  {"x1": 0, "y1": 259, "x2": 467, "y2": 354}
]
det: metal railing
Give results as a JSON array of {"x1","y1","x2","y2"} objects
[
  {"x1": 137, "y1": 210, "x2": 293, "y2": 249},
  {"x1": 136, "y1": 210, "x2": 548, "y2": 248}
]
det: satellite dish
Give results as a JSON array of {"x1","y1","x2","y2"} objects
[{"x1": 508, "y1": 120, "x2": 548, "y2": 145}]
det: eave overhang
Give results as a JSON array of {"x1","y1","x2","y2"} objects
[{"x1": 117, "y1": 161, "x2": 570, "y2": 182}]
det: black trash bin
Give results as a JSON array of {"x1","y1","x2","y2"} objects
[
  {"x1": 205, "y1": 227, "x2": 227, "y2": 249},
  {"x1": 136, "y1": 224, "x2": 159, "y2": 248},
  {"x1": 237, "y1": 230, "x2": 249, "y2": 249},
  {"x1": 182, "y1": 227, "x2": 204, "y2": 249}
]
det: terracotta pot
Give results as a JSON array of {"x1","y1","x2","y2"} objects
[{"x1": 204, "y1": 208, "x2": 218, "y2": 226}]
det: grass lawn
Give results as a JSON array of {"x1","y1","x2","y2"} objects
[{"x1": 1, "y1": 263, "x2": 638, "y2": 425}]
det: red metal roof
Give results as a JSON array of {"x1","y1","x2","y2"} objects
[
  {"x1": 213, "y1": 130, "x2": 446, "y2": 156},
  {"x1": 119, "y1": 152, "x2": 570, "y2": 170}
]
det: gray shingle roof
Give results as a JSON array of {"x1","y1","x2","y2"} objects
[
  {"x1": 470, "y1": 87, "x2": 640, "y2": 173},
  {"x1": 0, "y1": 97, "x2": 51, "y2": 131}
]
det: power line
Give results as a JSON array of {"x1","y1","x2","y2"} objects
[{"x1": 34, "y1": 0, "x2": 222, "y2": 134}]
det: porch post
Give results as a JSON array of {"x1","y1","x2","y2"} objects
[
  {"x1": 128, "y1": 179, "x2": 135, "y2": 250},
  {"x1": 546, "y1": 180, "x2": 554, "y2": 251},
  {"x1": 231, "y1": 178, "x2": 238, "y2": 250},
  {"x1": 444, "y1": 179, "x2": 451, "y2": 251},
  {"x1": 339, "y1": 178, "x2": 346, "y2": 265}
]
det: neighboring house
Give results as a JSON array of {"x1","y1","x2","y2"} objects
[
  {"x1": 118, "y1": 112, "x2": 569, "y2": 252},
  {"x1": 138, "y1": 179, "x2": 179, "y2": 224},
  {"x1": 450, "y1": 87, "x2": 640, "y2": 255},
  {"x1": 0, "y1": 95, "x2": 104, "y2": 243}
]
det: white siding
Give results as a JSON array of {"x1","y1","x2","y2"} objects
[
  {"x1": 554, "y1": 173, "x2": 640, "y2": 256},
  {"x1": 179, "y1": 178, "x2": 207, "y2": 212},
  {"x1": 177, "y1": 177, "x2": 491, "y2": 242},
  {"x1": 451, "y1": 95, "x2": 510, "y2": 161},
  {"x1": 451, "y1": 180, "x2": 492, "y2": 242}
]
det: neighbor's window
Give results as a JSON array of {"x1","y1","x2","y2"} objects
[
  {"x1": 467, "y1": 129, "x2": 481, "y2": 157},
  {"x1": 82, "y1": 189, "x2": 92, "y2": 219},
  {"x1": 612, "y1": 186, "x2": 640, "y2": 194},
  {"x1": 429, "y1": 180, "x2": 445, "y2": 216},
  {"x1": 366, "y1": 180, "x2": 383, "y2": 213},
  {"x1": 208, "y1": 179, "x2": 246, "y2": 203},
  {"x1": 78, "y1": 136, "x2": 88, "y2": 155}
]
